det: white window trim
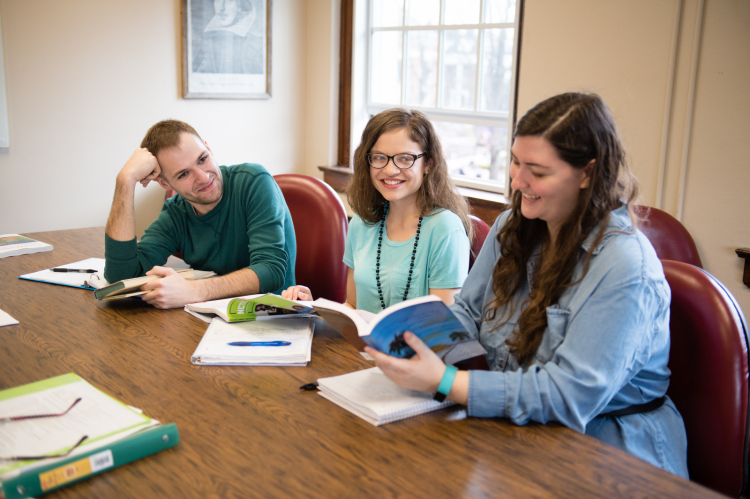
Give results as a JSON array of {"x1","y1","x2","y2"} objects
[{"x1": 351, "y1": 0, "x2": 522, "y2": 197}]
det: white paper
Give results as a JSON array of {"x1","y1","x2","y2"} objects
[
  {"x1": 317, "y1": 367, "x2": 454, "y2": 426},
  {"x1": 19, "y1": 258, "x2": 106, "y2": 288},
  {"x1": 0, "y1": 379, "x2": 152, "y2": 473},
  {"x1": 191, "y1": 318, "x2": 314, "y2": 366},
  {"x1": 0, "y1": 308, "x2": 18, "y2": 326}
]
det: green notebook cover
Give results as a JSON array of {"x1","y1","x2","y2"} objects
[{"x1": 0, "y1": 423, "x2": 179, "y2": 499}]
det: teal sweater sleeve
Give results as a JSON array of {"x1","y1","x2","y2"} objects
[
  {"x1": 104, "y1": 204, "x2": 180, "y2": 283},
  {"x1": 241, "y1": 171, "x2": 294, "y2": 293}
]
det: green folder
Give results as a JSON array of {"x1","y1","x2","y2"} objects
[
  {"x1": 1, "y1": 423, "x2": 179, "y2": 499},
  {"x1": 0, "y1": 374, "x2": 179, "y2": 498}
]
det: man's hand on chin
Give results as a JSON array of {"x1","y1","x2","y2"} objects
[{"x1": 140, "y1": 266, "x2": 198, "y2": 309}]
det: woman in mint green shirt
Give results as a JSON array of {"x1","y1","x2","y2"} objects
[{"x1": 283, "y1": 109, "x2": 472, "y2": 313}]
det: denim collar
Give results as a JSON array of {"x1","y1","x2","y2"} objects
[{"x1": 580, "y1": 204, "x2": 633, "y2": 256}]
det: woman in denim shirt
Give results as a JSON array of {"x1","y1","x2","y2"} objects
[{"x1": 366, "y1": 93, "x2": 689, "y2": 478}]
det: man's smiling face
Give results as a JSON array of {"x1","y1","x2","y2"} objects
[{"x1": 156, "y1": 132, "x2": 224, "y2": 216}]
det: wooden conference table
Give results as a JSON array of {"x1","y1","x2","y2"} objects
[{"x1": 0, "y1": 228, "x2": 722, "y2": 499}]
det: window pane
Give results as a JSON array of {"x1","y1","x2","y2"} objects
[
  {"x1": 484, "y1": 0, "x2": 516, "y2": 23},
  {"x1": 406, "y1": 31, "x2": 438, "y2": 107},
  {"x1": 444, "y1": 0, "x2": 480, "y2": 25},
  {"x1": 434, "y1": 121, "x2": 508, "y2": 183},
  {"x1": 372, "y1": 0, "x2": 404, "y2": 27},
  {"x1": 371, "y1": 31, "x2": 403, "y2": 104},
  {"x1": 481, "y1": 28, "x2": 514, "y2": 113},
  {"x1": 406, "y1": 0, "x2": 440, "y2": 25},
  {"x1": 441, "y1": 30, "x2": 478, "y2": 111}
]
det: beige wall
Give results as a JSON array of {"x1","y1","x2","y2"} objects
[
  {"x1": 303, "y1": 0, "x2": 340, "y2": 177},
  {"x1": 518, "y1": 0, "x2": 750, "y2": 315},
  {"x1": 0, "y1": 0, "x2": 309, "y2": 237}
]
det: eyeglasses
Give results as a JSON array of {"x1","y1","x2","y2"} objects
[
  {"x1": 0, "y1": 397, "x2": 89, "y2": 461},
  {"x1": 367, "y1": 153, "x2": 427, "y2": 170}
]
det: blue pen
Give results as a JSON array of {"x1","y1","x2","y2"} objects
[{"x1": 227, "y1": 341, "x2": 291, "y2": 346}]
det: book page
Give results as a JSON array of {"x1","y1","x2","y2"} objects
[
  {"x1": 19, "y1": 258, "x2": 106, "y2": 289},
  {"x1": 311, "y1": 298, "x2": 371, "y2": 333},
  {"x1": 0, "y1": 378, "x2": 152, "y2": 474}
]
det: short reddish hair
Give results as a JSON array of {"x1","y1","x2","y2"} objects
[{"x1": 140, "y1": 120, "x2": 202, "y2": 157}]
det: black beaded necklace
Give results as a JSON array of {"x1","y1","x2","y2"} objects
[{"x1": 375, "y1": 203, "x2": 423, "y2": 310}]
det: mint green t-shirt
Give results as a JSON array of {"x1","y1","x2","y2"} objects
[{"x1": 343, "y1": 209, "x2": 470, "y2": 313}]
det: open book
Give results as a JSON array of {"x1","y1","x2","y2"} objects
[
  {"x1": 310, "y1": 295, "x2": 486, "y2": 364},
  {"x1": 0, "y1": 374, "x2": 178, "y2": 498},
  {"x1": 94, "y1": 269, "x2": 215, "y2": 300},
  {"x1": 233, "y1": 294, "x2": 486, "y2": 365},
  {"x1": 185, "y1": 293, "x2": 315, "y2": 324},
  {"x1": 316, "y1": 367, "x2": 455, "y2": 426}
]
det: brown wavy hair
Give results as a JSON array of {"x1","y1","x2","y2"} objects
[
  {"x1": 486, "y1": 93, "x2": 639, "y2": 365},
  {"x1": 347, "y1": 108, "x2": 473, "y2": 241}
]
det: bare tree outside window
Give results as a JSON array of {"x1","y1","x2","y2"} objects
[{"x1": 366, "y1": 0, "x2": 518, "y2": 191}]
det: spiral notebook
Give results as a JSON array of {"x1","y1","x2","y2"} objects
[{"x1": 316, "y1": 367, "x2": 455, "y2": 426}]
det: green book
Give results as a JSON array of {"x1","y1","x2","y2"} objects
[
  {"x1": 185, "y1": 293, "x2": 315, "y2": 323},
  {"x1": 0, "y1": 374, "x2": 179, "y2": 498}
]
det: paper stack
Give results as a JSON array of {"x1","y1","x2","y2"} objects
[
  {"x1": 316, "y1": 367, "x2": 455, "y2": 426},
  {"x1": 191, "y1": 318, "x2": 314, "y2": 366}
]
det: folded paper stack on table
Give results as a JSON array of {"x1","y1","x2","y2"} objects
[
  {"x1": 315, "y1": 367, "x2": 455, "y2": 426},
  {"x1": 191, "y1": 318, "x2": 314, "y2": 366}
]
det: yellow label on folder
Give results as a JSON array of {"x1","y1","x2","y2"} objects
[{"x1": 38, "y1": 450, "x2": 113, "y2": 491}]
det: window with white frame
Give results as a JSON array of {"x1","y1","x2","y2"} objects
[{"x1": 361, "y1": 0, "x2": 520, "y2": 193}]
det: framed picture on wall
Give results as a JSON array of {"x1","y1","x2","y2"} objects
[{"x1": 182, "y1": 0, "x2": 272, "y2": 99}]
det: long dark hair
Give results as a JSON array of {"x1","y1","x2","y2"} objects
[
  {"x1": 486, "y1": 93, "x2": 639, "y2": 365},
  {"x1": 347, "y1": 108, "x2": 473, "y2": 241}
]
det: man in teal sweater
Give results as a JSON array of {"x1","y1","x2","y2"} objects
[{"x1": 104, "y1": 120, "x2": 296, "y2": 309}]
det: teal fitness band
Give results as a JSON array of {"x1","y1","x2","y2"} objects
[{"x1": 434, "y1": 365, "x2": 458, "y2": 402}]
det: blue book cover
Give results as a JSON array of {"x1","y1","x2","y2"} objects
[{"x1": 311, "y1": 296, "x2": 487, "y2": 365}]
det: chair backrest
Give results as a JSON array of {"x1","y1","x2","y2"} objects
[
  {"x1": 469, "y1": 215, "x2": 491, "y2": 270},
  {"x1": 634, "y1": 205, "x2": 702, "y2": 268},
  {"x1": 274, "y1": 174, "x2": 349, "y2": 303},
  {"x1": 662, "y1": 260, "x2": 750, "y2": 496}
]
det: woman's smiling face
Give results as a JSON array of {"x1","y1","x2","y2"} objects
[
  {"x1": 510, "y1": 135, "x2": 591, "y2": 242},
  {"x1": 369, "y1": 128, "x2": 429, "y2": 209}
]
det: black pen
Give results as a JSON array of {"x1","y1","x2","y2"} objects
[{"x1": 51, "y1": 268, "x2": 99, "y2": 273}]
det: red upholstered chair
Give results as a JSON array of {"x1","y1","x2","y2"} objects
[
  {"x1": 662, "y1": 260, "x2": 749, "y2": 496},
  {"x1": 634, "y1": 205, "x2": 702, "y2": 268},
  {"x1": 274, "y1": 174, "x2": 349, "y2": 303},
  {"x1": 453, "y1": 215, "x2": 492, "y2": 372},
  {"x1": 469, "y1": 215, "x2": 491, "y2": 270}
]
